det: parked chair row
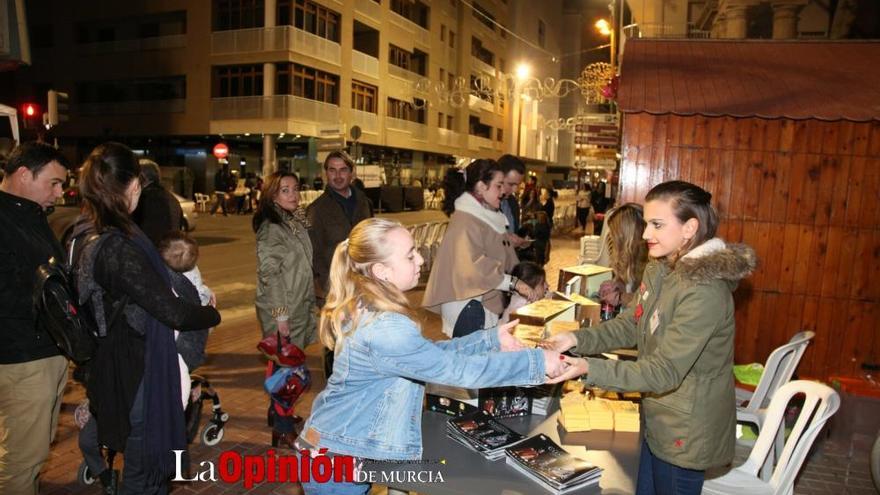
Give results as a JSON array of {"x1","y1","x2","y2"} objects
[
  {"x1": 408, "y1": 221, "x2": 448, "y2": 277},
  {"x1": 424, "y1": 189, "x2": 445, "y2": 210},
  {"x1": 552, "y1": 204, "x2": 577, "y2": 232}
]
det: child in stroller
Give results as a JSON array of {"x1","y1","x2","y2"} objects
[{"x1": 76, "y1": 232, "x2": 229, "y2": 491}]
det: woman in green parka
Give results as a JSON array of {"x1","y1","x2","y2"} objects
[
  {"x1": 542, "y1": 180, "x2": 757, "y2": 495},
  {"x1": 253, "y1": 172, "x2": 317, "y2": 445}
]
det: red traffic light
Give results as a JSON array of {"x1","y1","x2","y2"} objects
[{"x1": 22, "y1": 103, "x2": 40, "y2": 117}]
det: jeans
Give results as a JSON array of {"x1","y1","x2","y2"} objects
[
  {"x1": 299, "y1": 451, "x2": 369, "y2": 495},
  {"x1": 452, "y1": 299, "x2": 485, "y2": 338},
  {"x1": 636, "y1": 439, "x2": 704, "y2": 495}
]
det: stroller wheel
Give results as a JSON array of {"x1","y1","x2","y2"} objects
[
  {"x1": 201, "y1": 423, "x2": 224, "y2": 446},
  {"x1": 78, "y1": 462, "x2": 97, "y2": 486}
]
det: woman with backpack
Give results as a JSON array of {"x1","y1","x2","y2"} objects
[{"x1": 75, "y1": 142, "x2": 221, "y2": 494}]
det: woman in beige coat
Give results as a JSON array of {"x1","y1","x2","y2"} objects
[{"x1": 423, "y1": 159, "x2": 540, "y2": 337}]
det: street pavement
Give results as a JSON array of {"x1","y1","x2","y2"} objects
[{"x1": 38, "y1": 210, "x2": 876, "y2": 494}]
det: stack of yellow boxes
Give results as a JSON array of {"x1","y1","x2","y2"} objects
[{"x1": 559, "y1": 389, "x2": 640, "y2": 433}]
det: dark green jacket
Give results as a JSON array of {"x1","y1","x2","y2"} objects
[
  {"x1": 574, "y1": 239, "x2": 757, "y2": 470},
  {"x1": 255, "y1": 208, "x2": 317, "y2": 349}
]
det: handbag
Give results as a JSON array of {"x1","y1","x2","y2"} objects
[
  {"x1": 257, "y1": 331, "x2": 307, "y2": 367},
  {"x1": 260, "y1": 332, "x2": 311, "y2": 417}
]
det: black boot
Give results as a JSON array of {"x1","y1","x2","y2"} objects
[{"x1": 98, "y1": 468, "x2": 119, "y2": 495}]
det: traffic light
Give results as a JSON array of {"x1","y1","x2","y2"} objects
[
  {"x1": 47, "y1": 90, "x2": 69, "y2": 127},
  {"x1": 20, "y1": 102, "x2": 41, "y2": 129}
]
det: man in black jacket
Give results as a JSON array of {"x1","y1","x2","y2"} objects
[
  {"x1": 132, "y1": 159, "x2": 182, "y2": 246},
  {"x1": 497, "y1": 154, "x2": 530, "y2": 253},
  {"x1": 306, "y1": 151, "x2": 372, "y2": 377},
  {"x1": 0, "y1": 142, "x2": 70, "y2": 494}
]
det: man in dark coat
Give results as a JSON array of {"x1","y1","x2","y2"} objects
[
  {"x1": 0, "y1": 142, "x2": 70, "y2": 494},
  {"x1": 497, "y1": 154, "x2": 531, "y2": 254},
  {"x1": 306, "y1": 151, "x2": 372, "y2": 377},
  {"x1": 306, "y1": 151, "x2": 373, "y2": 306},
  {"x1": 132, "y1": 159, "x2": 182, "y2": 246}
]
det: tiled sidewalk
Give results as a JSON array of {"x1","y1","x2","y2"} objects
[{"x1": 38, "y1": 226, "x2": 878, "y2": 494}]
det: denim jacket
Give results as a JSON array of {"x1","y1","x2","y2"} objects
[{"x1": 300, "y1": 311, "x2": 545, "y2": 460}]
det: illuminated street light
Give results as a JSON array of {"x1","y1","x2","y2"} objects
[
  {"x1": 515, "y1": 63, "x2": 531, "y2": 81},
  {"x1": 595, "y1": 19, "x2": 612, "y2": 36}
]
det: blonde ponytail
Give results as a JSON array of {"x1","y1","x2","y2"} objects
[{"x1": 319, "y1": 218, "x2": 417, "y2": 350}]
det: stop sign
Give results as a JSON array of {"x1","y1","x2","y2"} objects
[{"x1": 213, "y1": 143, "x2": 229, "y2": 159}]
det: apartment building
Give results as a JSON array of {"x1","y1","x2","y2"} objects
[{"x1": 11, "y1": 0, "x2": 565, "y2": 190}]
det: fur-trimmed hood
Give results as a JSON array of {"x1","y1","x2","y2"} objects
[{"x1": 675, "y1": 238, "x2": 757, "y2": 288}]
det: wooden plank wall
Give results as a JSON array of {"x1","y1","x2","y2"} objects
[{"x1": 618, "y1": 114, "x2": 880, "y2": 379}]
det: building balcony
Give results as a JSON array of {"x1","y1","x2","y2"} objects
[
  {"x1": 471, "y1": 56, "x2": 496, "y2": 77},
  {"x1": 211, "y1": 26, "x2": 341, "y2": 65},
  {"x1": 77, "y1": 34, "x2": 186, "y2": 55},
  {"x1": 386, "y1": 117, "x2": 427, "y2": 140},
  {"x1": 78, "y1": 99, "x2": 185, "y2": 115},
  {"x1": 436, "y1": 128, "x2": 462, "y2": 148},
  {"x1": 468, "y1": 94, "x2": 495, "y2": 113},
  {"x1": 210, "y1": 95, "x2": 339, "y2": 124},
  {"x1": 354, "y1": 0, "x2": 382, "y2": 22},
  {"x1": 352, "y1": 50, "x2": 379, "y2": 79},
  {"x1": 468, "y1": 134, "x2": 493, "y2": 150},
  {"x1": 349, "y1": 109, "x2": 379, "y2": 135},
  {"x1": 388, "y1": 63, "x2": 423, "y2": 83},
  {"x1": 388, "y1": 11, "x2": 431, "y2": 47}
]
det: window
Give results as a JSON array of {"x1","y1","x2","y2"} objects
[
  {"x1": 449, "y1": 30, "x2": 455, "y2": 48},
  {"x1": 469, "y1": 115, "x2": 492, "y2": 138},
  {"x1": 437, "y1": 112, "x2": 444, "y2": 128},
  {"x1": 389, "y1": 44, "x2": 410, "y2": 71},
  {"x1": 214, "y1": 65, "x2": 263, "y2": 97},
  {"x1": 389, "y1": 45, "x2": 427, "y2": 76},
  {"x1": 448, "y1": 72, "x2": 455, "y2": 88},
  {"x1": 496, "y1": 128, "x2": 503, "y2": 141},
  {"x1": 538, "y1": 19, "x2": 545, "y2": 48},
  {"x1": 440, "y1": 24, "x2": 446, "y2": 42},
  {"x1": 78, "y1": 76, "x2": 187, "y2": 103},
  {"x1": 471, "y1": 2, "x2": 495, "y2": 31},
  {"x1": 446, "y1": 115, "x2": 454, "y2": 130},
  {"x1": 390, "y1": 0, "x2": 430, "y2": 29},
  {"x1": 387, "y1": 97, "x2": 425, "y2": 123},
  {"x1": 471, "y1": 36, "x2": 494, "y2": 66},
  {"x1": 352, "y1": 80, "x2": 378, "y2": 113},
  {"x1": 278, "y1": 0, "x2": 340, "y2": 42},
  {"x1": 439, "y1": 68, "x2": 446, "y2": 82},
  {"x1": 214, "y1": 0, "x2": 264, "y2": 31},
  {"x1": 276, "y1": 63, "x2": 339, "y2": 104}
]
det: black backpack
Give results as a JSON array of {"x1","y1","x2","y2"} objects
[{"x1": 33, "y1": 234, "x2": 126, "y2": 365}]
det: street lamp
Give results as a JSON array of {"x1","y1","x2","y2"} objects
[
  {"x1": 595, "y1": 17, "x2": 616, "y2": 73},
  {"x1": 515, "y1": 63, "x2": 531, "y2": 157}
]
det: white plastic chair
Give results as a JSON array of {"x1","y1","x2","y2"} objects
[
  {"x1": 703, "y1": 380, "x2": 840, "y2": 495},
  {"x1": 737, "y1": 331, "x2": 815, "y2": 431},
  {"x1": 193, "y1": 193, "x2": 209, "y2": 212}
]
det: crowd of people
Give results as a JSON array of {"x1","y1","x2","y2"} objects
[{"x1": 0, "y1": 142, "x2": 755, "y2": 495}]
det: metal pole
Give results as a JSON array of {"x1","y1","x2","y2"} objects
[{"x1": 516, "y1": 99, "x2": 523, "y2": 157}]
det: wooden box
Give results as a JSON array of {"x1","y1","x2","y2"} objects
[{"x1": 557, "y1": 264, "x2": 614, "y2": 298}]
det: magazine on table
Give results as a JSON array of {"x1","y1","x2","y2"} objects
[
  {"x1": 445, "y1": 410, "x2": 525, "y2": 460},
  {"x1": 505, "y1": 434, "x2": 603, "y2": 493}
]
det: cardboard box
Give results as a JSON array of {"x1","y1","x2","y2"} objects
[{"x1": 558, "y1": 264, "x2": 614, "y2": 298}]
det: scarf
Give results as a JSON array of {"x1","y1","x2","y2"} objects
[
  {"x1": 453, "y1": 192, "x2": 508, "y2": 234},
  {"x1": 129, "y1": 227, "x2": 186, "y2": 485}
]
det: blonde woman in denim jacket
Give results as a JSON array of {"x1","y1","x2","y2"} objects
[{"x1": 297, "y1": 218, "x2": 567, "y2": 495}]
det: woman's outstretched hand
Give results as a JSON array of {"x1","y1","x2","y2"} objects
[
  {"x1": 538, "y1": 332, "x2": 577, "y2": 353},
  {"x1": 547, "y1": 356, "x2": 589, "y2": 384},
  {"x1": 498, "y1": 319, "x2": 525, "y2": 351}
]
